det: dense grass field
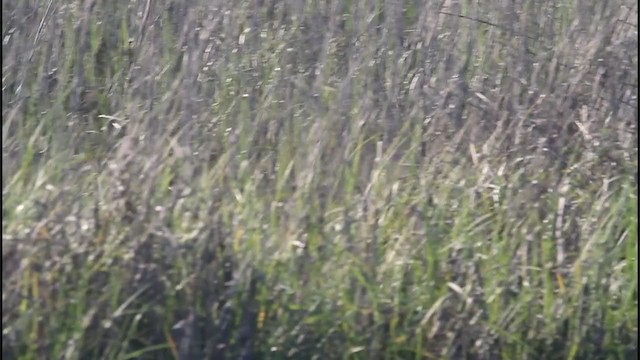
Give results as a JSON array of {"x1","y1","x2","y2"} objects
[{"x1": 2, "y1": 0, "x2": 637, "y2": 359}]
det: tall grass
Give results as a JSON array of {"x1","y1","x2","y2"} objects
[{"x1": 2, "y1": 0, "x2": 637, "y2": 359}]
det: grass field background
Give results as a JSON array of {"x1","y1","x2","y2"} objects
[{"x1": 2, "y1": 0, "x2": 638, "y2": 359}]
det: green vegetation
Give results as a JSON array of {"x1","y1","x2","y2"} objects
[{"x1": 2, "y1": 0, "x2": 637, "y2": 359}]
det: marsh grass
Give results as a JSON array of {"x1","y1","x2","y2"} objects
[{"x1": 2, "y1": 0, "x2": 637, "y2": 359}]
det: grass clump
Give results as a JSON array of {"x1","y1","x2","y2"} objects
[{"x1": 2, "y1": 0, "x2": 637, "y2": 359}]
